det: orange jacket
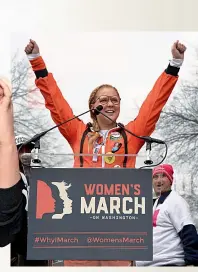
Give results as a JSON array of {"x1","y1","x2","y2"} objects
[{"x1": 29, "y1": 56, "x2": 179, "y2": 266}]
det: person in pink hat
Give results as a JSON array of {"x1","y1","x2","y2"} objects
[
  {"x1": 135, "y1": 164, "x2": 198, "y2": 267},
  {"x1": 152, "y1": 164, "x2": 174, "y2": 198}
]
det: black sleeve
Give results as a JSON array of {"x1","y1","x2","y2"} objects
[
  {"x1": 165, "y1": 64, "x2": 180, "y2": 76},
  {"x1": 0, "y1": 179, "x2": 26, "y2": 247},
  {"x1": 178, "y1": 224, "x2": 198, "y2": 266},
  {"x1": 34, "y1": 69, "x2": 48, "y2": 79}
]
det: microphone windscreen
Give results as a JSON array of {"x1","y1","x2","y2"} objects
[{"x1": 94, "y1": 105, "x2": 103, "y2": 115}]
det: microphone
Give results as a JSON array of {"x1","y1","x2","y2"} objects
[
  {"x1": 17, "y1": 105, "x2": 103, "y2": 166},
  {"x1": 94, "y1": 105, "x2": 103, "y2": 115},
  {"x1": 22, "y1": 105, "x2": 103, "y2": 146},
  {"x1": 95, "y1": 106, "x2": 165, "y2": 144}
]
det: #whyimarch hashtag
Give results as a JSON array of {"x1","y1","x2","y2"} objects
[
  {"x1": 33, "y1": 236, "x2": 79, "y2": 244},
  {"x1": 35, "y1": 237, "x2": 39, "y2": 243}
]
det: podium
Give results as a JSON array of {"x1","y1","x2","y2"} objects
[{"x1": 27, "y1": 153, "x2": 153, "y2": 261}]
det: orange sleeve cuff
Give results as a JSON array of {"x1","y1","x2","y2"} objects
[{"x1": 29, "y1": 56, "x2": 46, "y2": 71}]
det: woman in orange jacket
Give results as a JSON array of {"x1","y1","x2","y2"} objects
[{"x1": 24, "y1": 39, "x2": 186, "y2": 266}]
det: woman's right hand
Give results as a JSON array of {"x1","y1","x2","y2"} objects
[{"x1": 24, "y1": 39, "x2": 40, "y2": 55}]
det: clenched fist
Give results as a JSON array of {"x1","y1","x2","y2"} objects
[
  {"x1": 171, "y1": 40, "x2": 186, "y2": 60},
  {"x1": 24, "y1": 39, "x2": 40, "y2": 55}
]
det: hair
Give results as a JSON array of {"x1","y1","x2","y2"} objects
[{"x1": 87, "y1": 84, "x2": 120, "y2": 150}]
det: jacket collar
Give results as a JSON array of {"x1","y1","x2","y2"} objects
[{"x1": 157, "y1": 190, "x2": 172, "y2": 206}]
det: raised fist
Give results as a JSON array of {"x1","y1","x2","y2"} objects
[
  {"x1": 0, "y1": 78, "x2": 12, "y2": 110},
  {"x1": 171, "y1": 40, "x2": 186, "y2": 60},
  {"x1": 24, "y1": 39, "x2": 40, "y2": 55}
]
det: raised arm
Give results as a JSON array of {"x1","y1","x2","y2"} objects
[
  {"x1": 0, "y1": 79, "x2": 26, "y2": 247},
  {"x1": 25, "y1": 39, "x2": 86, "y2": 148},
  {"x1": 0, "y1": 79, "x2": 20, "y2": 188},
  {"x1": 126, "y1": 41, "x2": 186, "y2": 150}
]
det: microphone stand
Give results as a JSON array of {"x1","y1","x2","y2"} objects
[{"x1": 18, "y1": 106, "x2": 103, "y2": 168}]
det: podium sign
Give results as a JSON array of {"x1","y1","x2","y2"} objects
[{"x1": 27, "y1": 166, "x2": 153, "y2": 261}]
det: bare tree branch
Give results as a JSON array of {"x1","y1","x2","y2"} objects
[
  {"x1": 151, "y1": 64, "x2": 198, "y2": 227},
  {"x1": 11, "y1": 52, "x2": 70, "y2": 167}
]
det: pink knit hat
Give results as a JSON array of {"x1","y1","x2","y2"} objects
[{"x1": 152, "y1": 164, "x2": 174, "y2": 184}]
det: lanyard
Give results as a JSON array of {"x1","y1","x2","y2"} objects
[{"x1": 92, "y1": 143, "x2": 103, "y2": 162}]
